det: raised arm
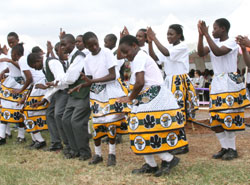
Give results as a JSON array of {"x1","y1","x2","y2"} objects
[
  {"x1": 0, "y1": 58, "x2": 20, "y2": 69},
  {"x1": 147, "y1": 27, "x2": 169, "y2": 57},
  {"x1": 199, "y1": 21, "x2": 231, "y2": 56},
  {"x1": 197, "y1": 20, "x2": 210, "y2": 57}
]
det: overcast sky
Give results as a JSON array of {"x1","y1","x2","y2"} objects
[{"x1": 0, "y1": 0, "x2": 249, "y2": 51}]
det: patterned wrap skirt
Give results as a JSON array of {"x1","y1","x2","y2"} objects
[
  {"x1": 128, "y1": 85, "x2": 188, "y2": 155},
  {"x1": 90, "y1": 79, "x2": 130, "y2": 140},
  {"x1": 23, "y1": 79, "x2": 49, "y2": 133},
  {"x1": 164, "y1": 74, "x2": 198, "y2": 122},
  {"x1": 209, "y1": 73, "x2": 250, "y2": 131},
  {"x1": 0, "y1": 76, "x2": 27, "y2": 124}
]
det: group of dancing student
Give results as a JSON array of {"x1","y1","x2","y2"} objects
[{"x1": 0, "y1": 17, "x2": 249, "y2": 177}]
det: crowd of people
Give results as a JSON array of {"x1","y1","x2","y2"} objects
[{"x1": 0, "y1": 17, "x2": 250, "y2": 177}]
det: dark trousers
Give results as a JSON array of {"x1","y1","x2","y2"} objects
[
  {"x1": 46, "y1": 90, "x2": 69, "y2": 146},
  {"x1": 62, "y1": 96, "x2": 91, "y2": 156}
]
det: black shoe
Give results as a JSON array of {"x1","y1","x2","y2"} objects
[
  {"x1": 62, "y1": 146, "x2": 71, "y2": 155},
  {"x1": 170, "y1": 146, "x2": 189, "y2": 155},
  {"x1": 6, "y1": 134, "x2": 12, "y2": 139},
  {"x1": 212, "y1": 148, "x2": 228, "y2": 159},
  {"x1": 107, "y1": 154, "x2": 116, "y2": 166},
  {"x1": 47, "y1": 143, "x2": 63, "y2": 152},
  {"x1": 64, "y1": 150, "x2": 80, "y2": 159},
  {"x1": 132, "y1": 163, "x2": 159, "y2": 174},
  {"x1": 222, "y1": 148, "x2": 238, "y2": 160},
  {"x1": 0, "y1": 137, "x2": 6, "y2": 145},
  {"x1": 79, "y1": 154, "x2": 92, "y2": 161},
  {"x1": 26, "y1": 140, "x2": 36, "y2": 149},
  {"x1": 33, "y1": 141, "x2": 46, "y2": 150},
  {"x1": 16, "y1": 137, "x2": 26, "y2": 144},
  {"x1": 155, "y1": 156, "x2": 180, "y2": 177},
  {"x1": 89, "y1": 155, "x2": 103, "y2": 165}
]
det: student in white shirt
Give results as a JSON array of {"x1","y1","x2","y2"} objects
[
  {"x1": 56, "y1": 34, "x2": 91, "y2": 160},
  {"x1": 118, "y1": 35, "x2": 184, "y2": 177},
  {"x1": 0, "y1": 44, "x2": 26, "y2": 145},
  {"x1": 71, "y1": 32, "x2": 129, "y2": 166},
  {"x1": 147, "y1": 24, "x2": 198, "y2": 155},
  {"x1": 19, "y1": 47, "x2": 48, "y2": 150},
  {"x1": 28, "y1": 42, "x2": 69, "y2": 152},
  {"x1": 198, "y1": 18, "x2": 250, "y2": 160}
]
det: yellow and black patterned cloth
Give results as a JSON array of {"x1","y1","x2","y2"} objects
[
  {"x1": 0, "y1": 77, "x2": 25, "y2": 124},
  {"x1": 22, "y1": 79, "x2": 49, "y2": 133},
  {"x1": 128, "y1": 85, "x2": 188, "y2": 155},
  {"x1": 209, "y1": 73, "x2": 250, "y2": 131},
  {"x1": 166, "y1": 74, "x2": 198, "y2": 122},
  {"x1": 90, "y1": 79, "x2": 130, "y2": 140}
]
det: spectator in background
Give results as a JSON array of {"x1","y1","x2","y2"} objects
[{"x1": 193, "y1": 70, "x2": 204, "y2": 88}]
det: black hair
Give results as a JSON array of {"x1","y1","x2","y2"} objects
[
  {"x1": 7, "y1": 32, "x2": 19, "y2": 39},
  {"x1": 138, "y1": 28, "x2": 147, "y2": 39},
  {"x1": 32, "y1": 46, "x2": 43, "y2": 54},
  {"x1": 105, "y1": 34, "x2": 117, "y2": 44},
  {"x1": 12, "y1": 43, "x2": 24, "y2": 57},
  {"x1": 27, "y1": 53, "x2": 42, "y2": 68},
  {"x1": 169, "y1": 24, "x2": 184, "y2": 41},
  {"x1": 61, "y1": 34, "x2": 75, "y2": 44},
  {"x1": 215, "y1": 18, "x2": 230, "y2": 33},
  {"x1": 54, "y1": 42, "x2": 60, "y2": 52},
  {"x1": 119, "y1": 35, "x2": 139, "y2": 46},
  {"x1": 195, "y1": 70, "x2": 202, "y2": 76},
  {"x1": 82, "y1": 32, "x2": 98, "y2": 45},
  {"x1": 77, "y1": 35, "x2": 84, "y2": 41}
]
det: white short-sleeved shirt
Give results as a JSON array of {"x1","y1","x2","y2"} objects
[
  {"x1": 84, "y1": 47, "x2": 120, "y2": 82},
  {"x1": 157, "y1": 42, "x2": 189, "y2": 75},
  {"x1": 209, "y1": 38, "x2": 239, "y2": 75},
  {"x1": 130, "y1": 50, "x2": 163, "y2": 89}
]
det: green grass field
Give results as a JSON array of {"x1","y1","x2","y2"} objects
[{"x1": 0, "y1": 128, "x2": 250, "y2": 185}]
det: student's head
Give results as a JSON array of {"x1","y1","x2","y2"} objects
[
  {"x1": 104, "y1": 34, "x2": 117, "y2": 50},
  {"x1": 7, "y1": 32, "x2": 19, "y2": 48},
  {"x1": 136, "y1": 28, "x2": 147, "y2": 47},
  {"x1": 82, "y1": 32, "x2": 100, "y2": 55},
  {"x1": 11, "y1": 43, "x2": 24, "y2": 61},
  {"x1": 76, "y1": 35, "x2": 85, "y2": 51},
  {"x1": 55, "y1": 42, "x2": 68, "y2": 61},
  {"x1": 27, "y1": 53, "x2": 43, "y2": 70},
  {"x1": 119, "y1": 35, "x2": 140, "y2": 61},
  {"x1": 194, "y1": 70, "x2": 201, "y2": 78},
  {"x1": 60, "y1": 34, "x2": 75, "y2": 54},
  {"x1": 212, "y1": 18, "x2": 230, "y2": 38},
  {"x1": 167, "y1": 24, "x2": 184, "y2": 45},
  {"x1": 32, "y1": 46, "x2": 44, "y2": 57}
]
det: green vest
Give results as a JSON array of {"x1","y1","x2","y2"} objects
[
  {"x1": 45, "y1": 57, "x2": 66, "y2": 82},
  {"x1": 68, "y1": 50, "x2": 89, "y2": 99}
]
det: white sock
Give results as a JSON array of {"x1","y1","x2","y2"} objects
[
  {"x1": 157, "y1": 152, "x2": 174, "y2": 162},
  {"x1": 95, "y1": 145, "x2": 102, "y2": 156},
  {"x1": 33, "y1": 132, "x2": 45, "y2": 142},
  {"x1": 5, "y1": 123, "x2": 11, "y2": 135},
  {"x1": 225, "y1": 131, "x2": 236, "y2": 150},
  {"x1": 0, "y1": 123, "x2": 7, "y2": 138},
  {"x1": 216, "y1": 132, "x2": 228, "y2": 149},
  {"x1": 30, "y1": 133, "x2": 36, "y2": 142},
  {"x1": 17, "y1": 127, "x2": 25, "y2": 139},
  {"x1": 143, "y1": 155, "x2": 157, "y2": 167},
  {"x1": 109, "y1": 143, "x2": 116, "y2": 155},
  {"x1": 88, "y1": 121, "x2": 91, "y2": 134}
]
